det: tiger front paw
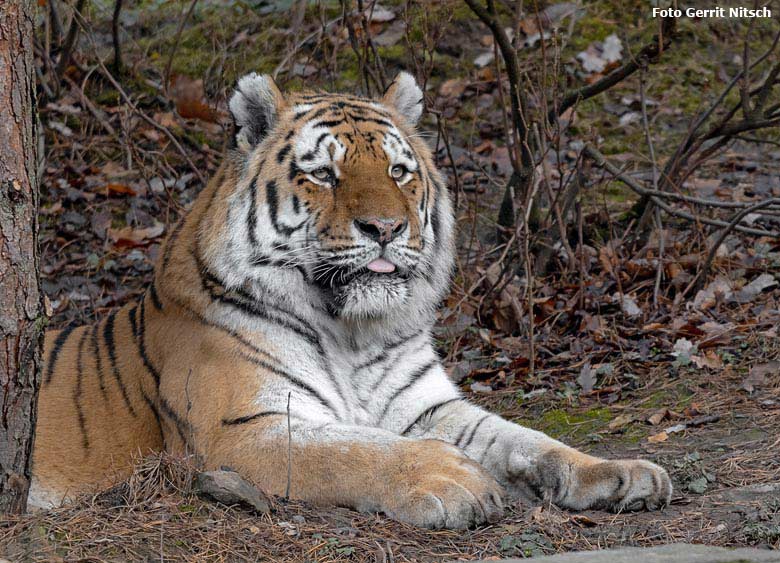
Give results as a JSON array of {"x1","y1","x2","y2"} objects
[
  {"x1": 381, "y1": 440, "x2": 505, "y2": 529},
  {"x1": 587, "y1": 458, "x2": 673, "y2": 512},
  {"x1": 527, "y1": 449, "x2": 672, "y2": 512}
]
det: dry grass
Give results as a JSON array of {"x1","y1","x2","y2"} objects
[{"x1": 2, "y1": 429, "x2": 778, "y2": 563}]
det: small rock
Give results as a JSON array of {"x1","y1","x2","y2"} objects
[
  {"x1": 291, "y1": 514, "x2": 306, "y2": 524},
  {"x1": 471, "y1": 381, "x2": 493, "y2": 393},
  {"x1": 473, "y1": 51, "x2": 495, "y2": 68},
  {"x1": 194, "y1": 470, "x2": 271, "y2": 513},
  {"x1": 688, "y1": 477, "x2": 709, "y2": 494}
]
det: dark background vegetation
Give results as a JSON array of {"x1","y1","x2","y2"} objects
[{"x1": 1, "y1": 0, "x2": 780, "y2": 560}]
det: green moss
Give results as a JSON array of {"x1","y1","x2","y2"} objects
[
  {"x1": 516, "y1": 407, "x2": 612, "y2": 442},
  {"x1": 33, "y1": 314, "x2": 50, "y2": 333},
  {"x1": 643, "y1": 386, "x2": 695, "y2": 410},
  {"x1": 376, "y1": 44, "x2": 406, "y2": 62},
  {"x1": 92, "y1": 89, "x2": 121, "y2": 106}
]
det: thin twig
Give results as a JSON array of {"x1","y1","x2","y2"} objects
[
  {"x1": 92, "y1": 58, "x2": 207, "y2": 186},
  {"x1": 639, "y1": 71, "x2": 664, "y2": 309},
  {"x1": 583, "y1": 144, "x2": 780, "y2": 238},
  {"x1": 684, "y1": 198, "x2": 780, "y2": 297},
  {"x1": 285, "y1": 392, "x2": 292, "y2": 501},
  {"x1": 63, "y1": 74, "x2": 119, "y2": 139},
  {"x1": 164, "y1": 0, "x2": 199, "y2": 94},
  {"x1": 111, "y1": 0, "x2": 124, "y2": 73},
  {"x1": 550, "y1": 17, "x2": 676, "y2": 125},
  {"x1": 57, "y1": 0, "x2": 88, "y2": 79}
]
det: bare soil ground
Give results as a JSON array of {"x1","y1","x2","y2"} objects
[{"x1": 2, "y1": 0, "x2": 779, "y2": 560}]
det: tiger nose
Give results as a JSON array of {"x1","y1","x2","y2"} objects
[{"x1": 354, "y1": 217, "x2": 408, "y2": 244}]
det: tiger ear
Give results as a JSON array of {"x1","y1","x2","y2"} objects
[
  {"x1": 381, "y1": 72, "x2": 424, "y2": 126},
  {"x1": 229, "y1": 73, "x2": 285, "y2": 153}
]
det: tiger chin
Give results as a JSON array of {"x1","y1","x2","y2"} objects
[{"x1": 30, "y1": 71, "x2": 672, "y2": 527}]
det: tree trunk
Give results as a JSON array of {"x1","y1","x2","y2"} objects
[{"x1": 0, "y1": 0, "x2": 44, "y2": 514}]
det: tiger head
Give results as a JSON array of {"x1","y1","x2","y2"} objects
[{"x1": 203, "y1": 72, "x2": 454, "y2": 322}]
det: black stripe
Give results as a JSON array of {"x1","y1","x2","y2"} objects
[
  {"x1": 308, "y1": 107, "x2": 329, "y2": 120},
  {"x1": 420, "y1": 173, "x2": 428, "y2": 214},
  {"x1": 383, "y1": 130, "x2": 405, "y2": 146},
  {"x1": 479, "y1": 435, "x2": 498, "y2": 464},
  {"x1": 401, "y1": 397, "x2": 462, "y2": 435},
  {"x1": 247, "y1": 175, "x2": 259, "y2": 246},
  {"x1": 149, "y1": 282, "x2": 163, "y2": 311},
  {"x1": 237, "y1": 350, "x2": 338, "y2": 413},
  {"x1": 161, "y1": 219, "x2": 186, "y2": 275},
  {"x1": 159, "y1": 395, "x2": 191, "y2": 449},
  {"x1": 133, "y1": 298, "x2": 161, "y2": 386},
  {"x1": 91, "y1": 321, "x2": 108, "y2": 401},
  {"x1": 292, "y1": 109, "x2": 310, "y2": 121},
  {"x1": 193, "y1": 250, "x2": 321, "y2": 347},
  {"x1": 288, "y1": 161, "x2": 301, "y2": 181},
  {"x1": 379, "y1": 360, "x2": 437, "y2": 421},
  {"x1": 454, "y1": 422, "x2": 469, "y2": 447},
  {"x1": 311, "y1": 119, "x2": 345, "y2": 129},
  {"x1": 297, "y1": 94, "x2": 365, "y2": 102},
  {"x1": 461, "y1": 415, "x2": 491, "y2": 449},
  {"x1": 74, "y1": 329, "x2": 90, "y2": 450},
  {"x1": 301, "y1": 132, "x2": 330, "y2": 161},
  {"x1": 292, "y1": 195, "x2": 300, "y2": 214},
  {"x1": 140, "y1": 389, "x2": 165, "y2": 448},
  {"x1": 202, "y1": 271, "x2": 317, "y2": 344},
  {"x1": 247, "y1": 251, "x2": 308, "y2": 281},
  {"x1": 276, "y1": 144, "x2": 291, "y2": 163},
  {"x1": 353, "y1": 351, "x2": 387, "y2": 373},
  {"x1": 191, "y1": 247, "x2": 346, "y2": 413},
  {"x1": 368, "y1": 334, "x2": 426, "y2": 394},
  {"x1": 157, "y1": 275, "x2": 342, "y2": 418},
  {"x1": 222, "y1": 411, "x2": 285, "y2": 425},
  {"x1": 103, "y1": 309, "x2": 137, "y2": 416},
  {"x1": 265, "y1": 180, "x2": 294, "y2": 236},
  {"x1": 128, "y1": 305, "x2": 138, "y2": 337},
  {"x1": 346, "y1": 115, "x2": 393, "y2": 127},
  {"x1": 170, "y1": 292, "x2": 286, "y2": 366},
  {"x1": 45, "y1": 324, "x2": 77, "y2": 384},
  {"x1": 431, "y1": 180, "x2": 442, "y2": 245}
]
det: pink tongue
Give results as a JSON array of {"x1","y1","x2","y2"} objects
[{"x1": 367, "y1": 258, "x2": 396, "y2": 273}]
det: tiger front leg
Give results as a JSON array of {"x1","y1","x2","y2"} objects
[
  {"x1": 207, "y1": 421, "x2": 504, "y2": 529},
  {"x1": 414, "y1": 400, "x2": 672, "y2": 513}
]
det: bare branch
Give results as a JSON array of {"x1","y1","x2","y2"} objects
[
  {"x1": 583, "y1": 144, "x2": 780, "y2": 238},
  {"x1": 684, "y1": 198, "x2": 780, "y2": 297},
  {"x1": 550, "y1": 17, "x2": 676, "y2": 125}
]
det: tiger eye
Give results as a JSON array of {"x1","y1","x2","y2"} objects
[
  {"x1": 391, "y1": 165, "x2": 407, "y2": 180},
  {"x1": 312, "y1": 168, "x2": 332, "y2": 181}
]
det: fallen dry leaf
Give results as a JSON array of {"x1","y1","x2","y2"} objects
[
  {"x1": 570, "y1": 514, "x2": 598, "y2": 527},
  {"x1": 647, "y1": 431, "x2": 669, "y2": 443},
  {"x1": 102, "y1": 183, "x2": 137, "y2": 197},
  {"x1": 683, "y1": 403, "x2": 703, "y2": 418},
  {"x1": 692, "y1": 277, "x2": 733, "y2": 310},
  {"x1": 691, "y1": 350, "x2": 724, "y2": 370},
  {"x1": 438, "y1": 78, "x2": 468, "y2": 98},
  {"x1": 608, "y1": 414, "x2": 634, "y2": 432},
  {"x1": 528, "y1": 505, "x2": 569, "y2": 525},
  {"x1": 741, "y1": 361, "x2": 780, "y2": 393},
  {"x1": 108, "y1": 221, "x2": 166, "y2": 247},
  {"x1": 733, "y1": 273, "x2": 777, "y2": 303},
  {"x1": 647, "y1": 409, "x2": 669, "y2": 426},
  {"x1": 577, "y1": 362, "x2": 596, "y2": 393},
  {"x1": 170, "y1": 76, "x2": 219, "y2": 123},
  {"x1": 614, "y1": 293, "x2": 641, "y2": 317}
]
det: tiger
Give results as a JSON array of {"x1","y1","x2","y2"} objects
[{"x1": 30, "y1": 72, "x2": 672, "y2": 528}]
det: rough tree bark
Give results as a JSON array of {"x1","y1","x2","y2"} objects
[{"x1": 0, "y1": 0, "x2": 44, "y2": 513}]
